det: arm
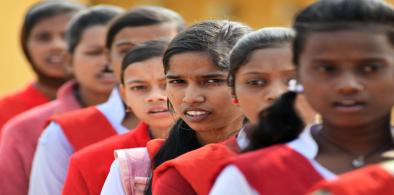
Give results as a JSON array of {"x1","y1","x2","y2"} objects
[
  {"x1": 101, "y1": 160, "x2": 126, "y2": 195},
  {"x1": 29, "y1": 122, "x2": 74, "y2": 195},
  {"x1": 209, "y1": 165, "x2": 259, "y2": 195}
]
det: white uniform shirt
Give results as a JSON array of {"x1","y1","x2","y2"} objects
[
  {"x1": 101, "y1": 127, "x2": 250, "y2": 195},
  {"x1": 29, "y1": 89, "x2": 128, "y2": 195},
  {"x1": 210, "y1": 124, "x2": 336, "y2": 195}
]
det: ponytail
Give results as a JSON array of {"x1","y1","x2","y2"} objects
[
  {"x1": 145, "y1": 119, "x2": 201, "y2": 194},
  {"x1": 245, "y1": 91, "x2": 304, "y2": 151}
]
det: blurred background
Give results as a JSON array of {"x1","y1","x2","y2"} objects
[{"x1": 1, "y1": 0, "x2": 394, "y2": 96}]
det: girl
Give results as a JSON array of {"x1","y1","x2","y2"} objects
[
  {"x1": 29, "y1": 6, "x2": 184, "y2": 195},
  {"x1": 101, "y1": 20, "x2": 250, "y2": 195},
  {"x1": 210, "y1": 0, "x2": 394, "y2": 194},
  {"x1": 61, "y1": 40, "x2": 177, "y2": 195},
  {"x1": 0, "y1": 1, "x2": 83, "y2": 132},
  {"x1": 0, "y1": 5, "x2": 122, "y2": 195},
  {"x1": 151, "y1": 27, "x2": 317, "y2": 195}
]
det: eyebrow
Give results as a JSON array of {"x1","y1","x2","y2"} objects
[
  {"x1": 166, "y1": 72, "x2": 227, "y2": 79},
  {"x1": 125, "y1": 80, "x2": 146, "y2": 85},
  {"x1": 115, "y1": 41, "x2": 137, "y2": 48}
]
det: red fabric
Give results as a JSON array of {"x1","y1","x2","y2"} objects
[
  {"x1": 0, "y1": 83, "x2": 49, "y2": 133},
  {"x1": 146, "y1": 139, "x2": 165, "y2": 160},
  {"x1": 223, "y1": 145, "x2": 324, "y2": 195},
  {"x1": 153, "y1": 168, "x2": 197, "y2": 195},
  {"x1": 0, "y1": 81, "x2": 80, "y2": 195},
  {"x1": 153, "y1": 136, "x2": 239, "y2": 195},
  {"x1": 52, "y1": 106, "x2": 116, "y2": 151},
  {"x1": 62, "y1": 122, "x2": 150, "y2": 195},
  {"x1": 308, "y1": 164, "x2": 394, "y2": 195}
]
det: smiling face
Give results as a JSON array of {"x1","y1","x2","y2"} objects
[
  {"x1": 121, "y1": 57, "x2": 173, "y2": 131},
  {"x1": 27, "y1": 13, "x2": 72, "y2": 78},
  {"x1": 109, "y1": 23, "x2": 179, "y2": 82},
  {"x1": 234, "y1": 47, "x2": 295, "y2": 123},
  {"x1": 166, "y1": 51, "x2": 244, "y2": 133},
  {"x1": 298, "y1": 30, "x2": 394, "y2": 128},
  {"x1": 70, "y1": 25, "x2": 115, "y2": 94}
]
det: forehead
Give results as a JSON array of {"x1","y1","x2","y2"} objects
[
  {"x1": 300, "y1": 30, "x2": 394, "y2": 61},
  {"x1": 112, "y1": 23, "x2": 178, "y2": 47},
  {"x1": 167, "y1": 52, "x2": 226, "y2": 77},
  {"x1": 124, "y1": 57, "x2": 164, "y2": 79},
  {"x1": 78, "y1": 25, "x2": 107, "y2": 45},
  {"x1": 30, "y1": 13, "x2": 72, "y2": 34},
  {"x1": 238, "y1": 47, "x2": 294, "y2": 73}
]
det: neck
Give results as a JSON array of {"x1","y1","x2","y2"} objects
[
  {"x1": 319, "y1": 116, "x2": 393, "y2": 155},
  {"x1": 195, "y1": 117, "x2": 243, "y2": 145},
  {"x1": 122, "y1": 112, "x2": 139, "y2": 130},
  {"x1": 78, "y1": 86, "x2": 110, "y2": 108},
  {"x1": 150, "y1": 126, "x2": 170, "y2": 139},
  {"x1": 34, "y1": 79, "x2": 66, "y2": 100}
]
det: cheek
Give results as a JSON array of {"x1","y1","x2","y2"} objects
[{"x1": 166, "y1": 88, "x2": 183, "y2": 108}]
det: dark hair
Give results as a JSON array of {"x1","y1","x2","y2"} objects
[
  {"x1": 66, "y1": 5, "x2": 123, "y2": 54},
  {"x1": 228, "y1": 27, "x2": 295, "y2": 96},
  {"x1": 120, "y1": 39, "x2": 169, "y2": 84},
  {"x1": 246, "y1": 0, "x2": 394, "y2": 151},
  {"x1": 146, "y1": 20, "x2": 250, "y2": 194},
  {"x1": 21, "y1": 1, "x2": 84, "y2": 65},
  {"x1": 105, "y1": 6, "x2": 185, "y2": 49}
]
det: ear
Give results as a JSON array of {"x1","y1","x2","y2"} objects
[{"x1": 64, "y1": 52, "x2": 74, "y2": 74}]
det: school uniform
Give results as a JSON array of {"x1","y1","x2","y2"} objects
[
  {"x1": 308, "y1": 162, "x2": 394, "y2": 195},
  {"x1": 210, "y1": 124, "x2": 336, "y2": 195},
  {"x1": 101, "y1": 129, "x2": 248, "y2": 195},
  {"x1": 29, "y1": 88, "x2": 128, "y2": 195},
  {"x1": 152, "y1": 129, "x2": 249, "y2": 195},
  {"x1": 0, "y1": 83, "x2": 49, "y2": 132},
  {"x1": 62, "y1": 122, "x2": 151, "y2": 195},
  {"x1": 0, "y1": 81, "x2": 80, "y2": 195}
]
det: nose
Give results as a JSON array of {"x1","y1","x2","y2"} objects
[
  {"x1": 335, "y1": 72, "x2": 363, "y2": 95},
  {"x1": 51, "y1": 35, "x2": 67, "y2": 51},
  {"x1": 146, "y1": 87, "x2": 167, "y2": 103},
  {"x1": 182, "y1": 84, "x2": 205, "y2": 105},
  {"x1": 265, "y1": 81, "x2": 288, "y2": 103}
]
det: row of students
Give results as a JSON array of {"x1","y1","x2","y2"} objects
[
  {"x1": 100, "y1": 24, "x2": 317, "y2": 195},
  {"x1": 210, "y1": 0, "x2": 394, "y2": 194},
  {"x1": 1, "y1": 0, "x2": 393, "y2": 195},
  {"x1": 28, "y1": 6, "x2": 184, "y2": 195},
  {"x1": 101, "y1": 0, "x2": 394, "y2": 194}
]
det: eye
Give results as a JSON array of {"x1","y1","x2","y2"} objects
[
  {"x1": 130, "y1": 85, "x2": 147, "y2": 91},
  {"x1": 35, "y1": 33, "x2": 51, "y2": 42},
  {"x1": 205, "y1": 79, "x2": 226, "y2": 86},
  {"x1": 246, "y1": 79, "x2": 267, "y2": 86},
  {"x1": 85, "y1": 50, "x2": 103, "y2": 56},
  {"x1": 168, "y1": 79, "x2": 186, "y2": 86},
  {"x1": 315, "y1": 64, "x2": 337, "y2": 73},
  {"x1": 360, "y1": 63, "x2": 382, "y2": 73}
]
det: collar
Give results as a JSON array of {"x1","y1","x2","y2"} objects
[{"x1": 96, "y1": 88, "x2": 127, "y2": 134}]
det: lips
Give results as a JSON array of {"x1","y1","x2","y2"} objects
[
  {"x1": 45, "y1": 54, "x2": 66, "y2": 66},
  {"x1": 96, "y1": 71, "x2": 116, "y2": 84},
  {"x1": 333, "y1": 99, "x2": 366, "y2": 113},
  {"x1": 148, "y1": 106, "x2": 170, "y2": 118},
  {"x1": 183, "y1": 108, "x2": 211, "y2": 122}
]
